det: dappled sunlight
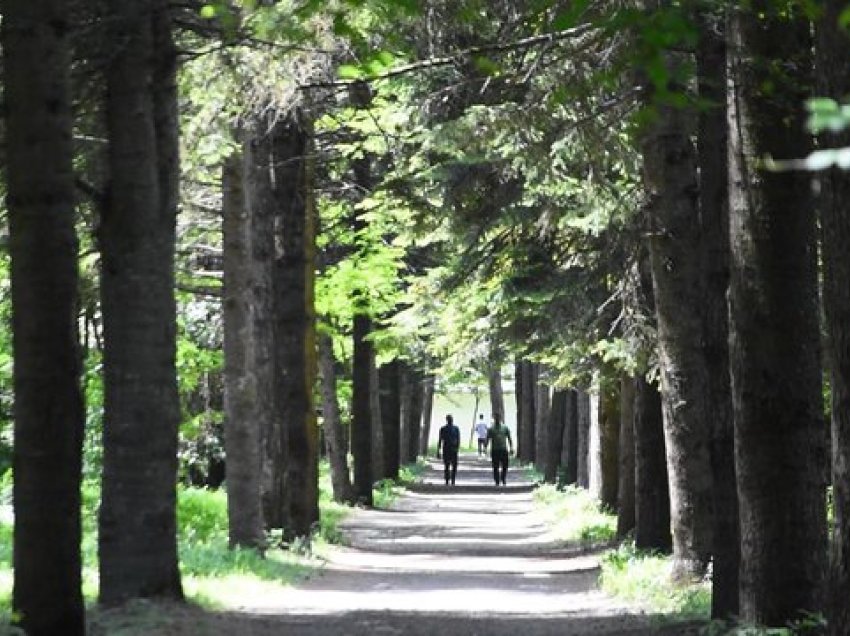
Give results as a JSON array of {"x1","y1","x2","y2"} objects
[{"x1": 215, "y1": 457, "x2": 643, "y2": 622}]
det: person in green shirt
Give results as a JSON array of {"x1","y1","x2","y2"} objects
[{"x1": 485, "y1": 413, "x2": 513, "y2": 486}]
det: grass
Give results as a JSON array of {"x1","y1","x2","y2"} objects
[
  {"x1": 374, "y1": 460, "x2": 426, "y2": 509},
  {"x1": 533, "y1": 483, "x2": 711, "y2": 624},
  {"x1": 599, "y1": 541, "x2": 710, "y2": 619},
  {"x1": 533, "y1": 483, "x2": 617, "y2": 544},
  {"x1": 0, "y1": 455, "x2": 424, "y2": 627}
]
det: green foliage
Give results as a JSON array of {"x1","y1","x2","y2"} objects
[
  {"x1": 534, "y1": 483, "x2": 616, "y2": 545},
  {"x1": 600, "y1": 542, "x2": 710, "y2": 618}
]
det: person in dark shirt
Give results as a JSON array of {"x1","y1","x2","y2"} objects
[
  {"x1": 437, "y1": 414, "x2": 460, "y2": 485},
  {"x1": 485, "y1": 413, "x2": 513, "y2": 486}
]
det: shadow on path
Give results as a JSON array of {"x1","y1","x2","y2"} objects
[
  {"x1": 90, "y1": 454, "x2": 703, "y2": 634},
  {"x1": 215, "y1": 453, "x2": 703, "y2": 634}
]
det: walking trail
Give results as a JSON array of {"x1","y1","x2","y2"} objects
[{"x1": 94, "y1": 453, "x2": 702, "y2": 634}]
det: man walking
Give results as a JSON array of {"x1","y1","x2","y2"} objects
[
  {"x1": 486, "y1": 414, "x2": 513, "y2": 486},
  {"x1": 474, "y1": 413, "x2": 489, "y2": 456},
  {"x1": 437, "y1": 414, "x2": 460, "y2": 485}
]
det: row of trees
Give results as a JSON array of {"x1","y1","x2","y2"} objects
[{"x1": 7, "y1": 0, "x2": 850, "y2": 634}]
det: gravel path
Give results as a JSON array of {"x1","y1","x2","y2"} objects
[{"x1": 91, "y1": 453, "x2": 704, "y2": 635}]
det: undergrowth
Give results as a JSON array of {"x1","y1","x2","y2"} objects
[
  {"x1": 599, "y1": 541, "x2": 710, "y2": 618},
  {"x1": 0, "y1": 455, "x2": 425, "y2": 624},
  {"x1": 533, "y1": 483, "x2": 617, "y2": 544}
]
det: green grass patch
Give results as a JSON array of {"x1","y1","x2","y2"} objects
[
  {"x1": 534, "y1": 483, "x2": 617, "y2": 544},
  {"x1": 599, "y1": 542, "x2": 710, "y2": 618},
  {"x1": 373, "y1": 459, "x2": 427, "y2": 509}
]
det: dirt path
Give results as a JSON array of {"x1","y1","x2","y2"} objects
[{"x1": 92, "y1": 454, "x2": 702, "y2": 634}]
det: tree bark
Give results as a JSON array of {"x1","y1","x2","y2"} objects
[
  {"x1": 271, "y1": 115, "x2": 318, "y2": 538},
  {"x1": 535, "y1": 370, "x2": 550, "y2": 473},
  {"x1": 242, "y1": 118, "x2": 277, "y2": 531},
  {"x1": 576, "y1": 389, "x2": 591, "y2": 489},
  {"x1": 599, "y1": 380, "x2": 620, "y2": 511},
  {"x1": 695, "y1": 6, "x2": 738, "y2": 619},
  {"x1": 4, "y1": 0, "x2": 85, "y2": 630},
  {"x1": 544, "y1": 389, "x2": 568, "y2": 483},
  {"x1": 222, "y1": 151, "x2": 264, "y2": 549},
  {"x1": 379, "y1": 360, "x2": 401, "y2": 480},
  {"x1": 639, "y1": 16, "x2": 713, "y2": 577},
  {"x1": 617, "y1": 377, "x2": 636, "y2": 538},
  {"x1": 728, "y1": 4, "x2": 827, "y2": 624},
  {"x1": 405, "y1": 370, "x2": 424, "y2": 464},
  {"x1": 633, "y1": 375, "x2": 671, "y2": 553},
  {"x1": 817, "y1": 7, "x2": 850, "y2": 633},
  {"x1": 487, "y1": 352, "x2": 505, "y2": 423},
  {"x1": 319, "y1": 332, "x2": 353, "y2": 503},
  {"x1": 99, "y1": 0, "x2": 183, "y2": 603},
  {"x1": 519, "y1": 360, "x2": 537, "y2": 464},
  {"x1": 561, "y1": 389, "x2": 579, "y2": 486},
  {"x1": 515, "y1": 360, "x2": 524, "y2": 458},
  {"x1": 419, "y1": 375, "x2": 436, "y2": 455},
  {"x1": 350, "y1": 81, "x2": 374, "y2": 506},
  {"x1": 370, "y1": 349, "x2": 385, "y2": 482}
]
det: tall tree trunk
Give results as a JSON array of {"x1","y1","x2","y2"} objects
[
  {"x1": 535, "y1": 370, "x2": 550, "y2": 473},
  {"x1": 350, "y1": 81, "x2": 374, "y2": 506},
  {"x1": 399, "y1": 362, "x2": 413, "y2": 463},
  {"x1": 519, "y1": 360, "x2": 537, "y2": 464},
  {"x1": 544, "y1": 389, "x2": 568, "y2": 483},
  {"x1": 370, "y1": 350, "x2": 385, "y2": 482},
  {"x1": 404, "y1": 370, "x2": 424, "y2": 464},
  {"x1": 419, "y1": 375, "x2": 436, "y2": 455},
  {"x1": 319, "y1": 332, "x2": 353, "y2": 503},
  {"x1": 617, "y1": 377, "x2": 636, "y2": 538},
  {"x1": 487, "y1": 352, "x2": 505, "y2": 423},
  {"x1": 5, "y1": 0, "x2": 85, "y2": 630},
  {"x1": 243, "y1": 117, "x2": 278, "y2": 530},
  {"x1": 515, "y1": 359, "x2": 524, "y2": 458},
  {"x1": 639, "y1": 11, "x2": 713, "y2": 577},
  {"x1": 599, "y1": 380, "x2": 620, "y2": 511},
  {"x1": 728, "y1": 4, "x2": 827, "y2": 624},
  {"x1": 576, "y1": 389, "x2": 591, "y2": 489},
  {"x1": 561, "y1": 389, "x2": 579, "y2": 486},
  {"x1": 99, "y1": 0, "x2": 183, "y2": 603},
  {"x1": 633, "y1": 375, "x2": 671, "y2": 553},
  {"x1": 271, "y1": 115, "x2": 318, "y2": 538},
  {"x1": 695, "y1": 6, "x2": 738, "y2": 619},
  {"x1": 817, "y1": 6, "x2": 850, "y2": 633},
  {"x1": 379, "y1": 360, "x2": 401, "y2": 480},
  {"x1": 222, "y1": 151, "x2": 264, "y2": 549}
]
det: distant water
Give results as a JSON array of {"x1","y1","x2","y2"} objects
[{"x1": 428, "y1": 391, "x2": 517, "y2": 448}]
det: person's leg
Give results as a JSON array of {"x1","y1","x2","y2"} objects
[
  {"x1": 500, "y1": 451, "x2": 508, "y2": 485},
  {"x1": 450, "y1": 453, "x2": 458, "y2": 484},
  {"x1": 444, "y1": 457, "x2": 450, "y2": 484},
  {"x1": 491, "y1": 453, "x2": 500, "y2": 485}
]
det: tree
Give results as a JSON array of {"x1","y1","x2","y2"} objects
[
  {"x1": 727, "y1": 2, "x2": 827, "y2": 624},
  {"x1": 544, "y1": 389, "x2": 569, "y2": 483},
  {"x1": 633, "y1": 374, "x2": 671, "y2": 553},
  {"x1": 350, "y1": 80, "x2": 375, "y2": 506},
  {"x1": 638, "y1": 2, "x2": 713, "y2": 578},
  {"x1": 99, "y1": 0, "x2": 183, "y2": 604},
  {"x1": 4, "y1": 0, "x2": 86, "y2": 630},
  {"x1": 616, "y1": 377, "x2": 636, "y2": 538},
  {"x1": 319, "y1": 331, "x2": 354, "y2": 502},
  {"x1": 815, "y1": 2, "x2": 850, "y2": 632},
  {"x1": 379, "y1": 360, "x2": 402, "y2": 480},
  {"x1": 222, "y1": 150, "x2": 265, "y2": 548},
  {"x1": 695, "y1": 5, "x2": 737, "y2": 619},
  {"x1": 271, "y1": 113, "x2": 319, "y2": 538}
]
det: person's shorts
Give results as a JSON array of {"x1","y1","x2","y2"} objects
[{"x1": 443, "y1": 449, "x2": 458, "y2": 463}]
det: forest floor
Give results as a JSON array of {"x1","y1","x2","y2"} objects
[{"x1": 90, "y1": 453, "x2": 704, "y2": 635}]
